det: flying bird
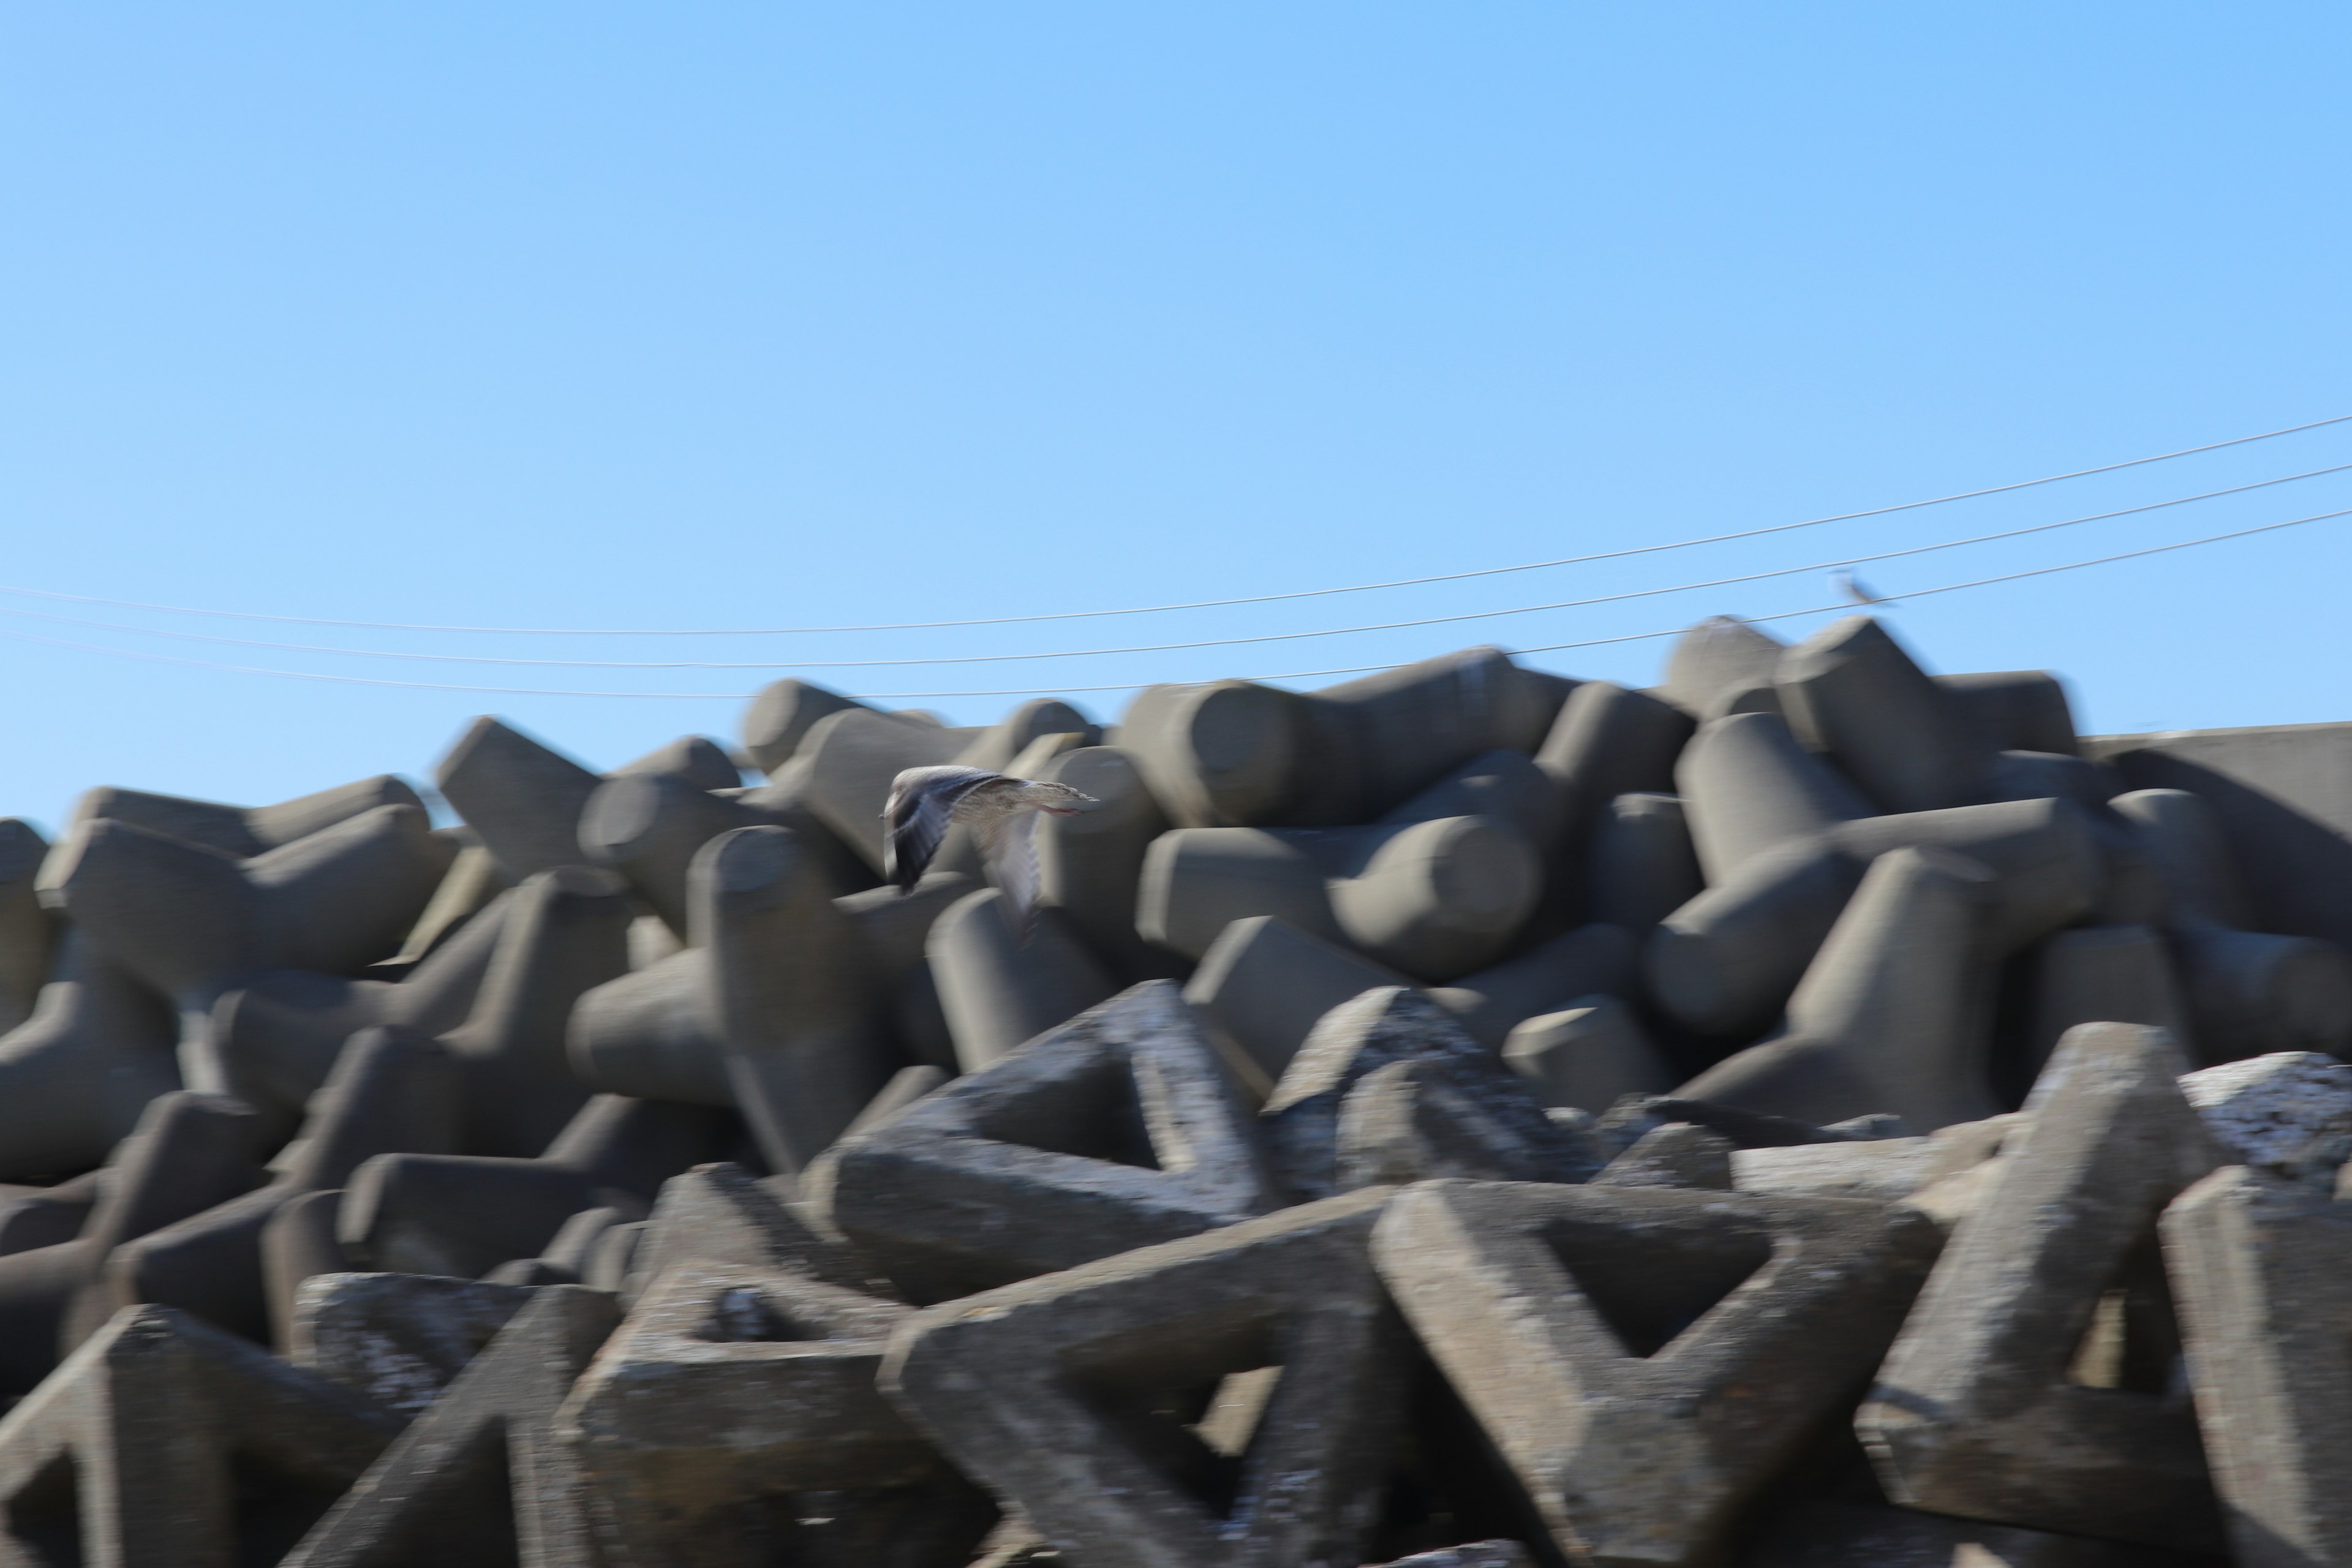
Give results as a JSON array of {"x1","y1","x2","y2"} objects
[
  {"x1": 883, "y1": 766, "x2": 1097, "y2": 937},
  {"x1": 1833, "y1": 567, "x2": 1888, "y2": 607}
]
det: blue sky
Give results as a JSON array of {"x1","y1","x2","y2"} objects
[{"x1": 4, "y1": 4, "x2": 2347, "y2": 834}]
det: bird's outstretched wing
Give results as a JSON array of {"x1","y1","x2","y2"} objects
[
  {"x1": 883, "y1": 765, "x2": 997, "y2": 892},
  {"x1": 982, "y1": 809, "x2": 1044, "y2": 941}
]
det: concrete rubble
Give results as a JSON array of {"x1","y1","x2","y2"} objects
[{"x1": 0, "y1": 614, "x2": 2344, "y2": 1564}]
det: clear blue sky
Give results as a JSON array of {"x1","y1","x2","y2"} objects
[{"x1": 4, "y1": 4, "x2": 2348, "y2": 835}]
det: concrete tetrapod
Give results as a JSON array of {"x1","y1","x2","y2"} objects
[
  {"x1": 1675, "y1": 846, "x2": 2004, "y2": 1133},
  {"x1": 881, "y1": 1188, "x2": 1410, "y2": 1568},
  {"x1": 1031, "y1": 744, "x2": 1176, "y2": 978},
  {"x1": 2112, "y1": 787, "x2": 2352, "y2": 1058},
  {"x1": 1502, "y1": 997, "x2": 1675, "y2": 1114},
  {"x1": 66, "y1": 774, "x2": 426, "y2": 859},
  {"x1": 1183, "y1": 915, "x2": 1414, "y2": 1096},
  {"x1": 1265, "y1": 987, "x2": 1599, "y2": 1201},
  {"x1": 283, "y1": 1284, "x2": 619, "y2": 1568},
  {"x1": 42, "y1": 805, "x2": 456, "y2": 1076},
  {"x1": 629, "y1": 1161, "x2": 881, "y2": 1297},
  {"x1": 1857, "y1": 1022, "x2": 2226, "y2": 1551},
  {"x1": 809, "y1": 981, "x2": 1280, "y2": 1303},
  {"x1": 1674, "y1": 712, "x2": 1875, "y2": 884},
  {"x1": 0, "y1": 930, "x2": 179, "y2": 1180},
  {"x1": 1585, "y1": 794, "x2": 1702, "y2": 937},
  {"x1": 740, "y1": 677, "x2": 871, "y2": 776},
  {"x1": 287, "y1": 1272, "x2": 538, "y2": 1417},
  {"x1": 927, "y1": 890, "x2": 1121, "y2": 1072},
  {"x1": 0, "y1": 818, "x2": 53, "y2": 1036},
  {"x1": 696, "y1": 825, "x2": 901, "y2": 1176},
  {"x1": 1936, "y1": 669, "x2": 2081, "y2": 757},
  {"x1": 2015, "y1": 925, "x2": 2190, "y2": 1096},
  {"x1": 1775, "y1": 616, "x2": 1997, "y2": 814},
  {"x1": 0, "y1": 1090, "x2": 270, "y2": 1395},
  {"x1": 560, "y1": 1262, "x2": 995, "y2": 1568},
  {"x1": 83, "y1": 1025, "x2": 461, "y2": 1349},
  {"x1": 2160, "y1": 1164, "x2": 2352, "y2": 1568},
  {"x1": 1659, "y1": 616, "x2": 1787, "y2": 720},
  {"x1": 1370, "y1": 1179, "x2": 1939, "y2": 1568},
  {"x1": 1646, "y1": 796, "x2": 2103, "y2": 1038},
  {"x1": 1425, "y1": 922, "x2": 1638, "y2": 1050},
  {"x1": 205, "y1": 888, "x2": 512, "y2": 1125},
  {"x1": 1533, "y1": 682, "x2": 1693, "y2": 879},
  {"x1": 434, "y1": 717, "x2": 609, "y2": 883},
  {"x1": 0, "y1": 1304, "x2": 402, "y2": 1568}
]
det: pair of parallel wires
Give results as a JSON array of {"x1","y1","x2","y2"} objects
[{"x1": 2, "y1": 413, "x2": 2345, "y2": 701}]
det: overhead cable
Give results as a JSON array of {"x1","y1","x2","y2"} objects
[
  {"x1": 7, "y1": 502, "x2": 2342, "y2": 701},
  {"x1": 0, "y1": 412, "x2": 2342, "y2": 637}
]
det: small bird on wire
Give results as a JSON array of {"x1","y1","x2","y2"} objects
[
  {"x1": 1833, "y1": 566, "x2": 1890, "y2": 608},
  {"x1": 883, "y1": 766, "x2": 1097, "y2": 937}
]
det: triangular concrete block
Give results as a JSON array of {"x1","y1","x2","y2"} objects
[
  {"x1": 1857, "y1": 1022, "x2": 2225, "y2": 1552},
  {"x1": 881, "y1": 1188, "x2": 1409, "y2": 1568},
  {"x1": 808, "y1": 981, "x2": 1278, "y2": 1301},
  {"x1": 283, "y1": 1284, "x2": 620, "y2": 1568},
  {"x1": 1373, "y1": 1179, "x2": 1939, "y2": 1568}
]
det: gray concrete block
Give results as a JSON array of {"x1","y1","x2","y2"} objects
[
  {"x1": 741, "y1": 678, "x2": 870, "y2": 777},
  {"x1": 630, "y1": 1161, "x2": 880, "y2": 1298},
  {"x1": 611, "y1": 734, "x2": 742, "y2": 792},
  {"x1": 1729, "y1": 1135, "x2": 1940, "y2": 1204},
  {"x1": 1534, "y1": 682, "x2": 1694, "y2": 872},
  {"x1": 1137, "y1": 825, "x2": 1345, "y2": 957},
  {"x1": 882, "y1": 1188, "x2": 1410, "y2": 1568},
  {"x1": 1426, "y1": 922, "x2": 1638, "y2": 1050},
  {"x1": 1313, "y1": 815, "x2": 1545, "y2": 981},
  {"x1": 1937, "y1": 669, "x2": 2081, "y2": 758},
  {"x1": 1676, "y1": 846, "x2": 2003, "y2": 1132},
  {"x1": 1858, "y1": 1022, "x2": 2226, "y2": 1551},
  {"x1": 0, "y1": 1303, "x2": 401, "y2": 1568},
  {"x1": 2090, "y1": 719, "x2": 2352, "y2": 955},
  {"x1": 434, "y1": 717, "x2": 609, "y2": 883},
  {"x1": 1660, "y1": 616, "x2": 1787, "y2": 720},
  {"x1": 1586, "y1": 793, "x2": 1702, "y2": 937},
  {"x1": 2178, "y1": 1050, "x2": 2352, "y2": 1186},
  {"x1": 1183, "y1": 915, "x2": 1414, "y2": 1096},
  {"x1": 796, "y1": 707, "x2": 974, "y2": 873},
  {"x1": 811, "y1": 981, "x2": 1277, "y2": 1302},
  {"x1": 67, "y1": 774, "x2": 427, "y2": 861},
  {"x1": 695, "y1": 825, "x2": 898, "y2": 1175},
  {"x1": 579, "y1": 771, "x2": 777, "y2": 935},
  {"x1": 1387, "y1": 747, "x2": 1567, "y2": 853},
  {"x1": 954, "y1": 697, "x2": 1102, "y2": 774},
  {"x1": 340, "y1": 1094, "x2": 737, "y2": 1281},
  {"x1": 1373, "y1": 1179, "x2": 1939, "y2": 1568},
  {"x1": 1502, "y1": 997, "x2": 1674, "y2": 1114},
  {"x1": 1676, "y1": 711, "x2": 1874, "y2": 884},
  {"x1": 289, "y1": 1271, "x2": 537, "y2": 1417},
  {"x1": 0, "y1": 1090, "x2": 269, "y2": 1395},
  {"x1": 1777, "y1": 616, "x2": 1997, "y2": 814},
  {"x1": 0, "y1": 1170, "x2": 101, "y2": 1257},
  {"x1": 1590, "y1": 1122, "x2": 1735, "y2": 1189},
  {"x1": 0, "y1": 818, "x2": 54, "y2": 1038},
  {"x1": 560, "y1": 1262, "x2": 989, "y2": 1567},
  {"x1": 1648, "y1": 797, "x2": 2102, "y2": 1038},
  {"x1": 927, "y1": 889, "x2": 1120, "y2": 1072},
  {"x1": 209, "y1": 888, "x2": 511, "y2": 1121},
  {"x1": 264, "y1": 1188, "x2": 352, "y2": 1354},
  {"x1": 2160, "y1": 1165, "x2": 2352, "y2": 1568},
  {"x1": 282, "y1": 1284, "x2": 618, "y2": 1568},
  {"x1": 0, "y1": 932, "x2": 179, "y2": 1180},
  {"x1": 1033, "y1": 744, "x2": 1175, "y2": 976},
  {"x1": 44, "y1": 805, "x2": 456, "y2": 1079},
  {"x1": 2018, "y1": 925, "x2": 2190, "y2": 1093},
  {"x1": 1335, "y1": 1055, "x2": 1606, "y2": 1191}
]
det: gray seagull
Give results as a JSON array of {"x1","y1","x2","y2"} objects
[
  {"x1": 1833, "y1": 566, "x2": 1888, "y2": 607},
  {"x1": 883, "y1": 766, "x2": 1097, "y2": 935}
]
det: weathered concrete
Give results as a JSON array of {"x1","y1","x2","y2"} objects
[
  {"x1": 1373, "y1": 1179, "x2": 1939, "y2": 1568},
  {"x1": 435, "y1": 717, "x2": 609, "y2": 883},
  {"x1": 0, "y1": 1303, "x2": 401, "y2": 1568},
  {"x1": 1334, "y1": 1054, "x2": 1605, "y2": 1191},
  {"x1": 1858, "y1": 1022, "x2": 2226, "y2": 1551},
  {"x1": 1585, "y1": 793, "x2": 1702, "y2": 937},
  {"x1": 288, "y1": 1272, "x2": 537, "y2": 1418},
  {"x1": 1033, "y1": 744, "x2": 1175, "y2": 976},
  {"x1": 811, "y1": 981, "x2": 1278, "y2": 1302},
  {"x1": 2017, "y1": 925, "x2": 2190, "y2": 1096},
  {"x1": 927, "y1": 889, "x2": 1120, "y2": 1072},
  {"x1": 0, "y1": 932, "x2": 179, "y2": 1180},
  {"x1": 1740, "y1": 1500, "x2": 2202, "y2": 1568},
  {"x1": 1589, "y1": 1123, "x2": 1735, "y2": 1189},
  {"x1": 1426, "y1": 922, "x2": 1638, "y2": 1051},
  {"x1": 2160, "y1": 1164, "x2": 2352, "y2": 1568},
  {"x1": 1675, "y1": 712, "x2": 1874, "y2": 884},
  {"x1": 2178, "y1": 1050, "x2": 2352, "y2": 1187},
  {"x1": 883, "y1": 1188, "x2": 1409, "y2": 1568},
  {"x1": 284, "y1": 1284, "x2": 618, "y2": 1568},
  {"x1": 1502, "y1": 997, "x2": 1675, "y2": 1115}
]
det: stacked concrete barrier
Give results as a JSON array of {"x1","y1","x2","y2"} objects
[{"x1": 0, "y1": 616, "x2": 2346, "y2": 1566}]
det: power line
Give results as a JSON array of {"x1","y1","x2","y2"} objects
[
  {"x1": 8, "y1": 502, "x2": 2343, "y2": 701},
  {"x1": 6, "y1": 459, "x2": 2345, "y2": 670},
  {"x1": 0, "y1": 412, "x2": 2343, "y2": 638}
]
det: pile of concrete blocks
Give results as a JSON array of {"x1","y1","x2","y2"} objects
[{"x1": 1, "y1": 613, "x2": 2351, "y2": 1566}]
